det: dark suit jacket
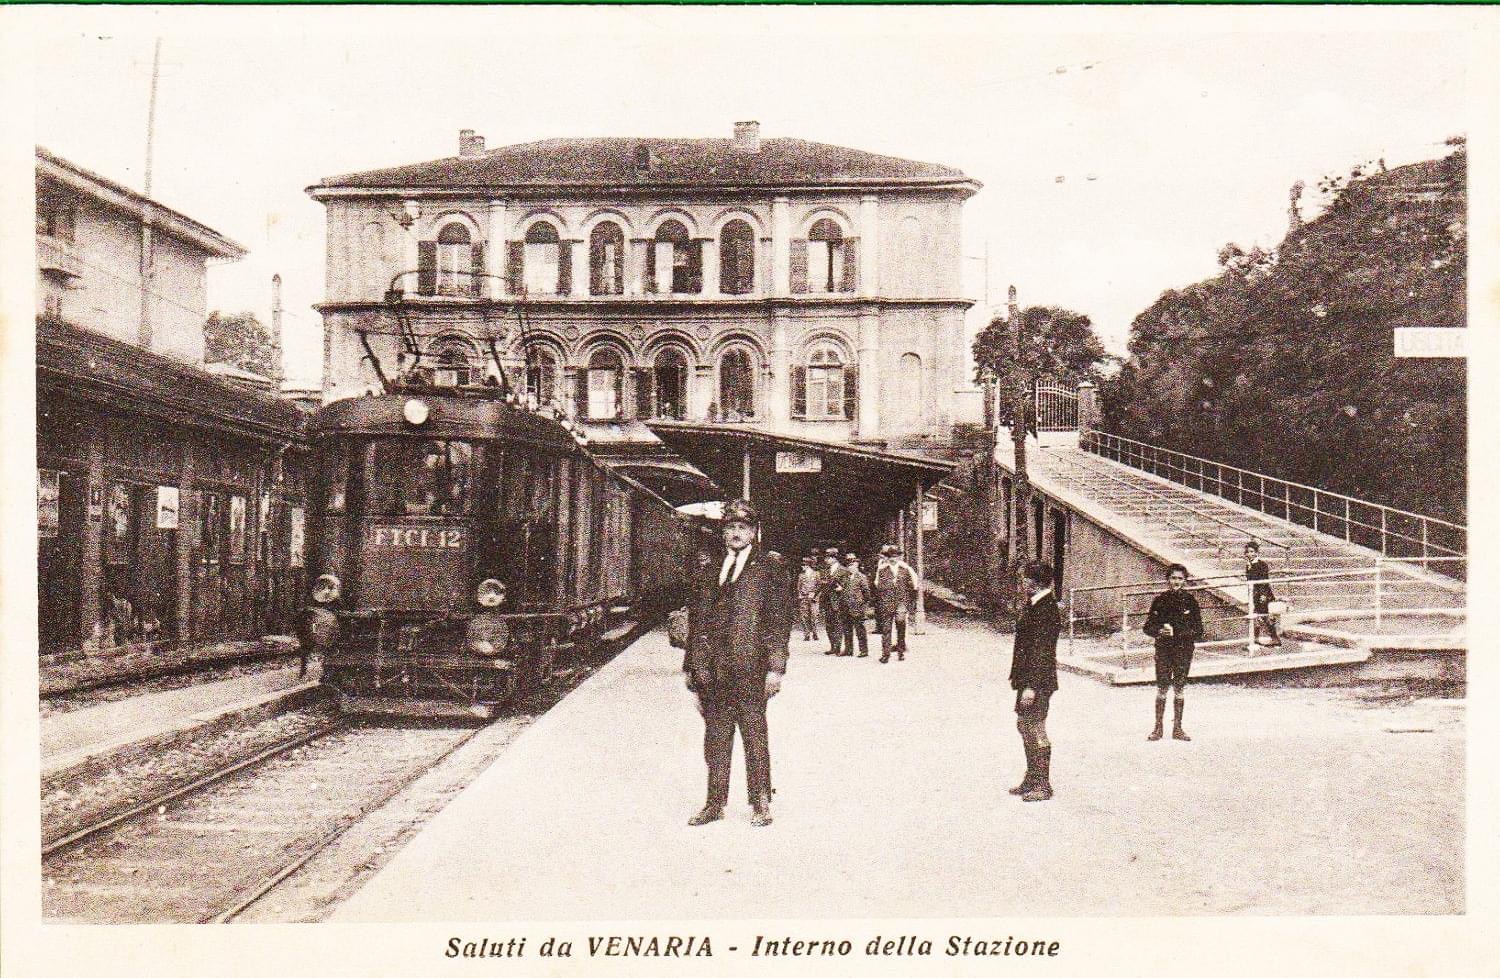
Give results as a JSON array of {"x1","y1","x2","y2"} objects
[
  {"x1": 1143, "y1": 589, "x2": 1204, "y2": 652},
  {"x1": 1010, "y1": 592, "x2": 1061, "y2": 694},
  {"x1": 684, "y1": 548, "x2": 793, "y2": 696}
]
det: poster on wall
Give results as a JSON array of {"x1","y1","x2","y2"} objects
[
  {"x1": 288, "y1": 506, "x2": 305, "y2": 568},
  {"x1": 108, "y1": 484, "x2": 132, "y2": 548},
  {"x1": 228, "y1": 494, "x2": 248, "y2": 562},
  {"x1": 921, "y1": 499, "x2": 938, "y2": 531},
  {"x1": 155, "y1": 485, "x2": 179, "y2": 530},
  {"x1": 38, "y1": 469, "x2": 60, "y2": 538}
]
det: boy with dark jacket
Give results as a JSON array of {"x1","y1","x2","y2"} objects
[
  {"x1": 1142, "y1": 563, "x2": 1204, "y2": 741},
  {"x1": 1009, "y1": 561, "x2": 1061, "y2": 802}
]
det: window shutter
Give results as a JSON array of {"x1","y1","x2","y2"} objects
[
  {"x1": 507, "y1": 242, "x2": 525, "y2": 294},
  {"x1": 791, "y1": 365, "x2": 807, "y2": 418},
  {"x1": 844, "y1": 365, "x2": 859, "y2": 421},
  {"x1": 687, "y1": 240, "x2": 704, "y2": 293},
  {"x1": 557, "y1": 241, "x2": 573, "y2": 295},
  {"x1": 589, "y1": 233, "x2": 604, "y2": 294},
  {"x1": 417, "y1": 240, "x2": 437, "y2": 296},
  {"x1": 470, "y1": 242, "x2": 486, "y2": 297},
  {"x1": 634, "y1": 368, "x2": 653, "y2": 419},
  {"x1": 840, "y1": 237, "x2": 859, "y2": 293},
  {"x1": 644, "y1": 244, "x2": 657, "y2": 295},
  {"x1": 574, "y1": 369, "x2": 590, "y2": 419},
  {"x1": 789, "y1": 239, "x2": 809, "y2": 293},
  {"x1": 612, "y1": 366, "x2": 624, "y2": 417}
]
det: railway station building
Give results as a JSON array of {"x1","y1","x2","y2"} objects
[
  {"x1": 35, "y1": 147, "x2": 311, "y2": 666},
  {"x1": 307, "y1": 123, "x2": 989, "y2": 560}
]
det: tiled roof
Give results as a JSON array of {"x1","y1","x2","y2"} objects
[{"x1": 316, "y1": 138, "x2": 976, "y2": 192}]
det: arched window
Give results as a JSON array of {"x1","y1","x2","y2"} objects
[
  {"x1": 807, "y1": 218, "x2": 846, "y2": 294},
  {"x1": 582, "y1": 347, "x2": 624, "y2": 421},
  {"x1": 523, "y1": 222, "x2": 561, "y2": 295},
  {"x1": 649, "y1": 220, "x2": 701, "y2": 294},
  {"x1": 650, "y1": 348, "x2": 688, "y2": 420},
  {"x1": 436, "y1": 223, "x2": 472, "y2": 296},
  {"x1": 589, "y1": 222, "x2": 625, "y2": 296},
  {"x1": 525, "y1": 346, "x2": 559, "y2": 405},
  {"x1": 718, "y1": 347, "x2": 755, "y2": 421},
  {"x1": 431, "y1": 337, "x2": 477, "y2": 387},
  {"x1": 719, "y1": 219, "x2": 755, "y2": 295},
  {"x1": 791, "y1": 342, "x2": 850, "y2": 420},
  {"x1": 892, "y1": 352, "x2": 923, "y2": 429}
]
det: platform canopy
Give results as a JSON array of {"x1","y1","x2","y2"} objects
[{"x1": 645, "y1": 421, "x2": 954, "y2": 558}]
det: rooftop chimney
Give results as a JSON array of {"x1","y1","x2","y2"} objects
[
  {"x1": 459, "y1": 129, "x2": 486, "y2": 157},
  {"x1": 733, "y1": 120, "x2": 761, "y2": 153}
]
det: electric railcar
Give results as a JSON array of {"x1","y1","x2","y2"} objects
[{"x1": 302, "y1": 382, "x2": 691, "y2": 718}]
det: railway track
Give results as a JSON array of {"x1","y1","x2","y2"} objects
[{"x1": 42, "y1": 720, "x2": 483, "y2": 923}]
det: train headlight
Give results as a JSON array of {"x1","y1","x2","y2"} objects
[
  {"x1": 313, "y1": 573, "x2": 342, "y2": 604},
  {"x1": 476, "y1": 578, "x2": 507, "y2": 608},
  {"x1": 403, "y1": 398, "x2": 430, "y2": 426}
]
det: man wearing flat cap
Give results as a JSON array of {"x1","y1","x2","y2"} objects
[
  {"x1": 817, "y1": 547, "x2": 848, "y2": 657},
  {"x1": 684, "y1": 499, "x2": 793, "y2": 827}
]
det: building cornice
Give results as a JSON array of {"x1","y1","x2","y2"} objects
[
  {"x1": 37, "y1": 147, "x2": 247, "y2": 260},
  {"x1": 306, "y1": 180, "x2": 981, "y2": 204},
  {"x1": 314, "y1": 295, "x2": 976, "y2": 317}
]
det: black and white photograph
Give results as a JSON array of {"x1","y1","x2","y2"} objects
[{"x1": 1, "y1": 4, "x2": 1496, "y2": 976}]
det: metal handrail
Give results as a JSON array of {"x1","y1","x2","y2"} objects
[
  {"x1": 1067, "y1": 567, "x2": 1384, "y2": 664},
  {"x1": 1041, "y1": 449, "x2": 1293, "y2": 558},
  {"x1": 1084, "y1": 430, "x2": 1466, "y2": 560}
]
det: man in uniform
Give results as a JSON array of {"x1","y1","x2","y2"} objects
[
  {"x1": 1009, "y1": 561, "x2": 1060, "y2": 802},
  {"x1": 1142, "y1": 563, "x2": 1204, "y2": 741},
  {"x1": 683, "y1": 499, "x2": 793, "y2": 827},
  {"x1": 817, "y1": 547, "x2": 847, "y2": 656},
  {"x1": 840, "y1": 553, "x2": 872, "y2": 658},
  {"x1": 873, "y1": 544, "x2": 918, "y2": 662}
]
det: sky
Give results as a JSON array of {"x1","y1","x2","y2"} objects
[{"x1": 14, "y1": 6, "x2": 1479, "y2": 386}]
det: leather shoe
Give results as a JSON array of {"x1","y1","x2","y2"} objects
[
  {"x1": 1021, "y1": 786, "x2": 1053, "y2": 802},
  {"x1": 1172, "y1": 728, "x2": 1192, "y2": 741},
  {"x1": 1147, "y1": 727, "x2": 1164, "y2": 741},
  {"x1": 1007, "y1": 782, "x2": 1030, "y2": 796},
  {"x1": 750, "y1": 805, "x2": 773, "y2": 827},
  {"x1": 687, "y1": 805, "x2": 724, "y2": 826}
]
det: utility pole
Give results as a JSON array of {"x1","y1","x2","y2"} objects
[
  {"x1": 1007, "y1": 284, "x2": 1032, "y2": 615},
  {"x1": 138, "y1": 37, "x2": 162, "y2": 351},
  {"x1": 271, "y1": 273, "x2": 285, "y2": 383}
]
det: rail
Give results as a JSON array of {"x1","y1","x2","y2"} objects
[
  {"x1": 1041, "y1": 449, "x2": 1295, "y2": 561},
  {"x1": 1066, "y1": 568, "x2": 1385, "y2": 668},
  {"x1": 1082, "y1": 430, "x2": 1466, "y2": 568}
]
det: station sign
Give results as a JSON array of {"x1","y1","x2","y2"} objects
[
  {"x1": 367, "y1": 525, "x2": 468, "y2": 550},
  {"x1": 1394, "y1": 327, "x2": 1466, "y2": 358},
  {"x1": 776, "y1": 451, "x2": 823, "y2": 474}
]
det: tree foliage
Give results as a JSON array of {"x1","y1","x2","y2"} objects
[
  {"x1": 973, "y1": 305, "x2": 1113, "y2": 391},
  {"x1": 204, "y1": 310, "x2": 279, "y2": 378},
  {"x1": 1102, "y1": 147, "x2": 1466, "y2": 524}
]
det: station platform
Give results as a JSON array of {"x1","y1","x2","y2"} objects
[
  {"x1": 42, "y1": 663, "x2": 320, "y2": 778},
  {"x1": 333, "y1": 617, "x2": 1462, "y2": 919}
]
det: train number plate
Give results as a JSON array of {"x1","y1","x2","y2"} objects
[{"x1": 367, "y1": 525, "x2": 467, "y2": 550}]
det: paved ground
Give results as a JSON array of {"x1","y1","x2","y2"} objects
[
  {"x1": 40, "y1": 663, "x2": 311, "y2": 760},
  {"x1": 333, "y1": 617, "x2": 1462, "y2": 920}
]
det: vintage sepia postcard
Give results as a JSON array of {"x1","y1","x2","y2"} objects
[{"x1": 1, "y1": 3, "x2": 1496, "y2": 977}]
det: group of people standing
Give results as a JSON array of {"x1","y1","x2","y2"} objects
[
  {"x1": 680, "y1": 497, "x2": 1284, "y2": 824},
  {"x1": 796, "y1": 545, "x2": 920, "y2": 663}
]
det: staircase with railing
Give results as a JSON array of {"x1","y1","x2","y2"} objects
[{"x1": 1014, "y1": 432, "x2": 1465, "y2": 653}]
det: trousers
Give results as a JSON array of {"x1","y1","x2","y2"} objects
[
  {"x1": 821, "y1": 597, "x2": 845, "y2": 654},
  {"x1": 841, "y1": 610, "x2": 870, "y2": 655},
  {"x1": 700, "y1": 686, "x2": 771, "y2": 807}
]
